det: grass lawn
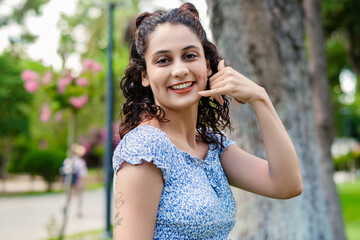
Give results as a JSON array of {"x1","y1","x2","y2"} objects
[{"x1": 337, "y1": 179, "x2": 360, "y2": 240}]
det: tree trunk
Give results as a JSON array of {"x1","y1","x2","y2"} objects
[
  {"x1": 59, "y1": 110, "x2": 77, "y2": 239},
  {"x1": 207, "y1": 0, "x2": 334, "y2": 239},
  {"x1": 303, "y1": 0, "x2": 346, "y2": 239},
  {"x1": 0, "y1": 138, "x2": 13, "y2": 179}
]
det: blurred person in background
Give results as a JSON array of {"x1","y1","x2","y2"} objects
[{"x1": 60, "y1": 143, "x2": 88, "y2": 218}]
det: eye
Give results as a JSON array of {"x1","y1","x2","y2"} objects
[
  {"x1": 156, "y1": 57, "x2": 170, "y2": 65},
  {"x1": 184, "y1": 53, "x2": 197, "y2": 60}
]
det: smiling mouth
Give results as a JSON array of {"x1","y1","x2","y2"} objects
[{"x1": 170, "y1": 82, "x2": 194, "y2": 90}]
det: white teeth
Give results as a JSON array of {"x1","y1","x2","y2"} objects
[{"x1": 171, "y1": 82, "x2": 192, "y2": 90}]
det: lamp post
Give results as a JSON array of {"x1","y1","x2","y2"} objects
[{"x1": 103, "y1": 2, "x2": 115, "y2": 238}]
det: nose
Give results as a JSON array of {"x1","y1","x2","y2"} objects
[{"x1": 171, "y1": 60, "x2": 189, "y2": 78}]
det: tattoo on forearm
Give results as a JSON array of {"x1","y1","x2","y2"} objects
[
  {"x1": 115, "y1": 192, "x2": 124, "y2": 208},
  {"x1": 114, "y1": 212, "x2": 123, "y2": 228},
  {"x1": 114, "y1": 192, "x2": 124, "y2": 229}
]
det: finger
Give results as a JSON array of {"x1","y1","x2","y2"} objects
[
  {"x1": 198, "y1": 90, "x2": 225, "y2": 105},
  {"x1": 209, "y1": 73, "x2": 226, "y2": 87},
  {"x1": 208, "y1": 69, "x2": 225, "y2": 84},
  {"x1": 198, "y1": 89, "x2": 219, "y2": 97},
  {"x1": 215, "y1": 94, "x2": 224, "y2": 105},
  {"x1": 209, "y1": 76, "x2": 227, "y2": 90},
  {"x1": 198, "y1": 87, "x2": 228, "y2": 97},
  {"x1": 218, "y1": 59, "x2": 225, "y2": 72}
]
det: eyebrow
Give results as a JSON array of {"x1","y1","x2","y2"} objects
[{"x1": 152, "y1": 45, "x2": 201, "y2": 57}]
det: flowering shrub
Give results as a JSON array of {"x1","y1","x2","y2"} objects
[
  {"x1": 22, "y1": 70, "x2": 40, "y2": 93},
  {"x1": 21, "y1": 59, "x2": 103, "y2": 121},
  {"x1": 77, "y1": 123, "x2": 121, "y2": 167}
]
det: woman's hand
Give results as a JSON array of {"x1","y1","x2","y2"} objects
[
  {"x1": 198, "y1": 60, "x2": 265, "y2": 105},
  {"x1": 202, "y1": 60, "x2": 303, "y2": 199}
]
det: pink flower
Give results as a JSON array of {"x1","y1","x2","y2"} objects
[
  {"x1": 83, "y1": 59, "x2": 94, "y2": 70},
  {"x1": 69, "y1": 94, "x2": 89, "y2": 109},
  {"x1": 55, "y1": 111, "x2": 63, "y2": 121},
  {"x1": 21, "y1": 70, "x2": 39, "y2": 82},
  {"x1": 42, "y1": 71, "x2": 53, "y2": 85},
  {"x1": 83, "y1": 59, "x2": 103, "y2": 72},
  {"x1": 24, "y1": 79, "x2": 39, "y2": 93},
  {"x1": 100, "y1": 128, "x2": 106, "y2": 143},
  {"x1": 92, "y1": 62, "x2": 103, "y2": 72},
  {"x1": 67, "y1": 73, "x2": 74, "y2": 80},
  {"x1": 76, "y1": 77, "x2": 88, "y2": 87},
  {"x1": 40, "y1": 103, "x2": 51, "y2": 122},
  {"x1": 57, "y1": 77, "x2": 72, "y2": 93}
]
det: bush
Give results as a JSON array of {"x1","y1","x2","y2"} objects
[
  {"x1": 334, "y1": 152, "x2": 353, "y2": 171},
  {"x1": 7, "y1": 136, "x2": 33, "y2": 173},
  {"x1": 22, "y1": 149, "x2": 66, "y2": 191}
]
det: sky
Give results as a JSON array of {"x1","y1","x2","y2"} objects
[
  {"x1": 0, "y1": 0, "x2": 78, "y2": 70},
  {"x1": 0, "y1": 0, "x2": 209, "y2": 72}
]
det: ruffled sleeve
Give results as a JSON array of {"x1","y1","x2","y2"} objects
[
  {"x1": 218, "y1": 132, "x2": 235, "y2": 157},
  {"x1": 112, "y1": 125, "x2": 172, "y2": 189}
]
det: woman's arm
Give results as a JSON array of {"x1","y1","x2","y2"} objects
[
  {"x1": 221, "y1": 92, "x2": 302, "y2": 199},
  {"x1": 199, "y1": 60, "x2": 302, "y2": 199},
  {"x1": 114, "y1": 161, "x2": 163, "y2": 239}
]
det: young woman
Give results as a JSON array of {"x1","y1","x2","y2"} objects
[{"x1": 113, "y1": 3, "x2": 303, "y2": 239}]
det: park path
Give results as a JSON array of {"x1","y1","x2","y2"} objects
[{"x1": 0, "y1": 188, "x2": 112, "y2": 240}]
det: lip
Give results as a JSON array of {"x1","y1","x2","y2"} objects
[{"x1": 168, "y1": 81, "x2": 195, "y2": 94}]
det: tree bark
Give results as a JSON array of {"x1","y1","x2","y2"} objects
[
  {"x1": 207, "y1": 0, "x2": 334, "y2": 239},
  {"x1": 303, "y1": 0, "x2": 346, "y2": 239}
]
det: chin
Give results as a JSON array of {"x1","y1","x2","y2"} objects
[{"x1": 161, "y1": 98, "x2": 201, "y2": 111}]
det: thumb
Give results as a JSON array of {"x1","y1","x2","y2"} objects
[{"x1": 218, "y1": 59, "x2": 225, "y2": 72}]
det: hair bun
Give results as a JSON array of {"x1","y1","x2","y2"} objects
[
  {"x1": 179, "y1": 2, "x2": 199, "y2": 19},
  {"x1": 136, "y1": 12, "x2": 152, "y2": 28}
]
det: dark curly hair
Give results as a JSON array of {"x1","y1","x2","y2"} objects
[{"x1": 119, "y1": 2, "x2": 232, "y2": 149}]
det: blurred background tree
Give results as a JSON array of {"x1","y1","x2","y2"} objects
[
  {"x1": 207, "y1": 0, "x2": 359, "y2": 239},
  {"x1": 0, "y1": 53, "x2": 32, "y2": 180},
  {"x1": 322, "y1": 0, "x2": 360, "y2": 182},
  {"x1": 0, "y1": 0, "x2": 139, "y2": 183},
  {"x1": 0, "y1": 0, "x2": 50, "y2": 56},
  {"x1": 323, "y1": 0, "x2": 360, "y2": 139}
]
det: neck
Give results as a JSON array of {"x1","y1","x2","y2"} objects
[{"x1": 158, "y1": 104, "x2": 199, "y2": 148}]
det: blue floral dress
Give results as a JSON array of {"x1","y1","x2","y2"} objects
[{"x1": 113, "y1": 125, "x2": 236, "y2": 239}]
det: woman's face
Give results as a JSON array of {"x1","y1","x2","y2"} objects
[{"x1": 142, "y1": 23, "x2": 212, "y2": 112}]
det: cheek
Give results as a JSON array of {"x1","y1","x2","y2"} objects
[
  {"x1": 196, "y1": 73, "x2": 208, "y2": 91},
  {"x1": 196, "y1": 68, "x2": 209, "y2": 83}
]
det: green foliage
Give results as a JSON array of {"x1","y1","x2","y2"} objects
[
  {"x1": 323, "y1": 0, "x2": 360, "y2": 79},
  {"x1": 0, "y1": 0, "x2": 50, "y2": 55},
  {"x1": 326, "y1": 36, "x2": 350, "y2": 88},
  {"x1": 0, "y1": 52, "x2": 31, "y2": 137},
  {"x1": 54, "y1": 0, "x2": 138, "y2": 133},
  {"x1": 22, "y1": 148, "x2": 65, "y2": 190},
  {"x1": 5, "y1": 0, "x2": 51, "y2": 25},
  {"x1": 337, "y1": 179, "x2": 360, "y2": 240},
  {"x1": 7, "y1": 136, "x2": 33, "y2": 173},
  {"x1": 322, "y1": 0, "x2": 360, "y2": 36},
  {"x1": 323, "y1": 0, "x2": 360, "y2": 139},
  {"x1": 1, "y1": 0, "x2": 137, "y2": 180},
  {"x1": 333, "y1": 152, "x2": 355, "y2": 171}
]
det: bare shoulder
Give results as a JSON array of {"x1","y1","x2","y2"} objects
[
  {"x1": 114, "y1": 161, "x2": 163, "y2": 239},
  {"x1": 116, "y1": 161, "x2": 164, "y2": 198}
]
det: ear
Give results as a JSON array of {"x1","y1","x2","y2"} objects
[
  {"x1": 206, "y1": 60, "x2": 212, "y2": 77},
  {"x1": 141, "y1": 71, "x2": 150, "y2": 87}
]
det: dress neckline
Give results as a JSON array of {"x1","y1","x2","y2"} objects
[{"x1": 137, "y1": 124, "x2": 211, "y2": 164}]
